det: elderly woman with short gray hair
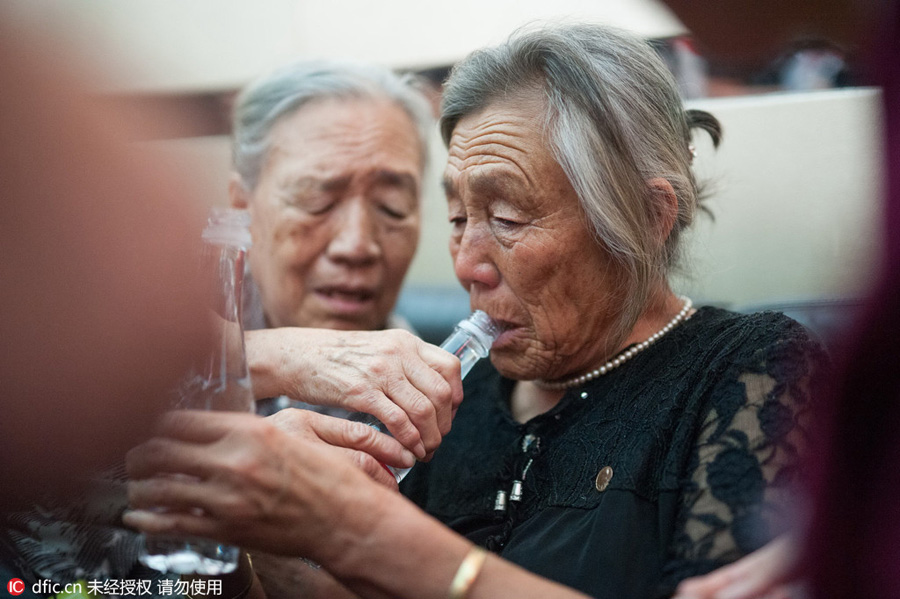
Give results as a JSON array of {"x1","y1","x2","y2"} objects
[
  {"x1": 126, "y1": 23, "x2": 825, "y2": 599},
  {"x1": 400, "y1": 23, "x2": 824, "y2": 597}
]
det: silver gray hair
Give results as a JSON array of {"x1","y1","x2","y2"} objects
[
  {"x1": 232, "y1": 60, "x2": 434, "y2": 191},
  {"x1": 441, "y1": 23, "x2": 721, "y2": 341}
]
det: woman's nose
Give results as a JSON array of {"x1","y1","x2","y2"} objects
[
  {"x1": 326, "y1": 200, "x2": 381, "y2": 264},
  {"x1": 452, "y1": 225, "x2": 500, "y2": 291}
]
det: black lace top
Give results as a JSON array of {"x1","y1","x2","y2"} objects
[{"x1": 401, "y1": 307, "x2": 827, "y2": 599}]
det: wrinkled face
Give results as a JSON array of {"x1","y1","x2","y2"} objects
[
  {"x1": 444, "y1": 93, "x2": 623, "y2": 381},
  {"x1": 244, "y1": 98, "x2": 422, "y2": 330}
]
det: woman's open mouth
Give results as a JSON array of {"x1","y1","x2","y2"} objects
[{"x1": 475, "y1": 315, "x2": 519, "y2": 349}]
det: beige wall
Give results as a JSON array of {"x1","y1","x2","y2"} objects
[{"x1": 676, "y1": 88, "x2": 883, "y2": 307}]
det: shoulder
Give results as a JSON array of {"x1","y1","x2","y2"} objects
[
  {"x1": 686, "y1": 306, "x2": 828, "y2": 376},
  {"x1": 672, "y1": 306, "x2": 829, "y2": 444},
  {"x1": 690, "y1": 305, "x2": 818, "y2": 344},
  {"x1": 678, "y1": 307, "x2": 827, "y2": 466}
]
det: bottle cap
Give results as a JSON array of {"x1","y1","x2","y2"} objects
[{"x1": 457, "y1": 310, "x2": 502, "y2": 350}]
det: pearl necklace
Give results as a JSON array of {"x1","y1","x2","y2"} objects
[{"x1": 534, "y1": 296, "x2": 694, "y2": 391}]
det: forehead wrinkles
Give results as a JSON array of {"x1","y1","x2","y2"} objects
[
  {"x1": 312, "y1": 112, "x2": 415, "y2": 155},
  {"x1": 269, "y1": 101, "x2": 421, "y2": 177},
  {"x1": 446, "y1": 119, "x2": 537, "y2": 188}
]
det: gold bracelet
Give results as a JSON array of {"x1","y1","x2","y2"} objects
[{"x1": 448, "y1": 546, "x2": 487, "y2": 599}]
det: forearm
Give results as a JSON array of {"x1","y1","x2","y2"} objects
[
  {"x1": 322, "y1": 488, "x2": 590, "y2": 599},
  {"x1": 250, "y1": 551, "x2": 360, "y2": 599},
  {"x1": 245, "y1": 328, "x2": 304, "y2": 400}
]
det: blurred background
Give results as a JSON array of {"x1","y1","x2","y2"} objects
[{"x1": 5, "y1": 0, "x2": 882, "y2": 337}]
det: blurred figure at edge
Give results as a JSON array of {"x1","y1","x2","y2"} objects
[{"x1": 668, "y1": 1, "x2": 900, "y2": 597}]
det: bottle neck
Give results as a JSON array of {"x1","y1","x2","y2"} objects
[
  {"x1": 205, "y1": 243, "x2": 247, "y2": 326},
  {"x1": 201, "y1": 242, "x2": 250, "y2": 378}
]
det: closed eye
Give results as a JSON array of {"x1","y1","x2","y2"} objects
[
  {"x1": 492, "y1": 216, "x2": 522, "y2": 229},
  {"x1": 305, "y1": 199, "x2": 337, "y2": 215},
  {"x1": 372, "y1": 185, "x2": 415, "y2": 220},
  {"x1": 285, "y1": 194, "x2": 336, "y2": 215},
  {"x1": 379, "y1": 204, "x2": 408, "y2": 219}
]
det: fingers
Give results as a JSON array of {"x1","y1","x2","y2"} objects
[
  {"x1": 270, "y1": 409, "x2": 416, "y2": 470},
  {"x1": 123, "y1": 411, "x2": 403, "y2": 563},
  {"x1": 126, "y1": 437, "x2": 217, "y2": 480},
  {"x1": 154, "y1": 410, "x2": 263, "y2": 443},
  {"x1": 269, "y1": 410, "x2": 408, "y2": 488},
  {"x1": 412, "y1": 341, "x2": 463, "y2": 460},
  {"x1": 416, "y1": 340, "x2": 464, "y2": 412},
  {"x1": 129, "y1": 469, "x2": 287, "y2": 519},
  {"x1": 311, "y1": 413, "x2": 416, "y2": 470},
  {"x1": 124, "y1": 508, "x2": 224, "y2": 540},
  {"x1": 675, "y1": 560, "x2": 742, "y2": 595},
  {"x1": 355, "y1": 394, "x2": 427, "y2": 460},
  {"x1": 758, "y1": 582, "x2": 809, "y2": 599},
  {"x1": 340, "y1": 448, "x2": 400, "y2": 490},
  {"x1": 267, "y1": 407, "x2": 317, "y2": 437},
  {"x1": 129, "y1": 475, "x2": 220, "y2": 512},
  {"x1": 367, "y1": 334, "x2": 462, "y2": 457},
  {"x1": 399, "y1": 346, "x2": 456, "y2": 436},
  {"x1": 673, "y1": 537, "x2": 798, "y2": 599},
  {"x1": 128, "y1": 412, "x2": 271, "y2": 481},
  {"x1": 128, "y1": 442, "x2": 396, "y2": 531}
]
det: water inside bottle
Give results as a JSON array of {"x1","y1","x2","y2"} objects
[{"x1": 140, "y1": 535, "x2": 239, "y2": 575}]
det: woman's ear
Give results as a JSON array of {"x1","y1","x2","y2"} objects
[
  {"x1": 647, "y1": 177, "x2": 678, "y2": 245},
  {"x1": 228, "y1": 173, "x2": 250, "y2": 209}
]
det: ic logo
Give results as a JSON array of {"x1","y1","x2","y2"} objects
[{"x1": 7, "y1": 578, "x2": 25, "y2": 596}]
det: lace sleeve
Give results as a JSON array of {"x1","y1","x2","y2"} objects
[{"x1": 659, "y1": 328, "x2": 825, "y2": 589}]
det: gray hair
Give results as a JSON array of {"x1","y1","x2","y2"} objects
[
  {"x1": 441, "y1": 23, "x2": 721, "y2": 341},
  {"x1": 232, "y1": 60, "x2": 434, "y2": 191}
]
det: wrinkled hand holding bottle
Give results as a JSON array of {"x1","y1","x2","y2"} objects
[{"x1": 351, "y1": 310, "x2": 501, "y2": 482}]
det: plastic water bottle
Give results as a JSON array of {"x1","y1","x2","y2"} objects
[
  {"x1": 352, "y1": 310, "x2": 502, "y2": 482},
  {"x1": 439, "y1": 310, "x2": 501, "y2": 379},
  {"x1": 139, "y1": 208, "x2": 255, "y2": 575}
]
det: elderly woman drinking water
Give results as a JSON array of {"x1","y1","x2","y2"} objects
[{"x1": 126, "y1": 23, "x2": 825, "y2": 599}]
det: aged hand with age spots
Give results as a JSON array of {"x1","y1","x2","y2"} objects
[
  {"x1": 126, "y1": 410, "x2": 414, "y2": 598},
  {"x1": 246, "y1": 327, "x2": 464, "y2": 460},
  {"x1": 124, "y1": 410, "x2": 406, "y2": 571},
  {"x1": 124, "y1": 410, "x2": 418, "y2": 572},
  {"x1": 125, "y1": 410, "x2": 412, "y2": 535}
]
